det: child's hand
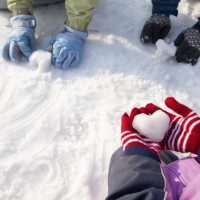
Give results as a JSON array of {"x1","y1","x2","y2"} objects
[
  {"x1": 50, "y1": 25, "x2": 88, "y2": 70},
  {"x1": 2, "y1": 15, "x2": 36, "y2": 63},
  {"x1": 121, "y1": 107, "x2": 161, "y2": 161},
  {"x1": 174, "y1": 23, "x2": 200, "y2": 66},
  {"x1": 140, "y1": 14, "x2": 171, "y2": 44},
  {"x1": 146, "y1": 97, "x2": 200, "y2": 154}
]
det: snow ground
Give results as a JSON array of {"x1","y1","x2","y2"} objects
[{"x1": 0, "y1": 0, "x2": 200, "y2": 199}]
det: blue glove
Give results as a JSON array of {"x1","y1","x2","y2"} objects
[
  {"x1": 51, "y1": 25, "x2": 88, "y2": 70},
  {"x1": 2, "y1": 15, "x2": 36, "y2": 63}
]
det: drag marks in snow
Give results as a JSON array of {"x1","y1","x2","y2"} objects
[
  {"x1": 0, "y1": 64, "x2": 171, "y2": 199},
  {"x1": 0, "y1": 158, "x2": 58, "y2": 200}
]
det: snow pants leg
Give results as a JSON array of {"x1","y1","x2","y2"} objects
[
  {"x1": 0, "y1": 0, "x2": 64, "y2": 9},
  {"x1": 106, "y1": 147, "x2": 166, "y2": 200}
]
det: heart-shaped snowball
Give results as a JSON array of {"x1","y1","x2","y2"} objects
[{"x1": 132, "y1": 110, "x2": 170, "y2": 142}]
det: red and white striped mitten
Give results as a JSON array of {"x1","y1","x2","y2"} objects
[
  {"x1": 146, "y1": 97, "x2": 200, "y2": 154},
  {"x1": 121, "y1": 107, "x2": 161, "y2": 162}
]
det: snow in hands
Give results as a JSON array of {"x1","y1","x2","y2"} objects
[{"x1": 132, "y1": 110, "x2": 170, "y2": 142}]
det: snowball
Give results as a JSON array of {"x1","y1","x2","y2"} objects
[
  {"x1": 132, "y1": 110, "x2": 170, "y2": 142},
  {"x1": 29, "y1": 50, "x2": 52, "y2": 72},
  {"x1": 155, "y1": 39, "x2": 176, "y2": 61}
]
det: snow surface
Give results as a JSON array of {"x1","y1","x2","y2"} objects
[{"x1": 0, "y1": 0, "x2": 200, "y2": 199}]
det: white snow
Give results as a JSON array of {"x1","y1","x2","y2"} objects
[
  {"x1": 133, "y1": 110, "x2": 170, "y2": 142},
  {"x1": 155, "y1": 39, "x2": 176, "y2": 61},
  {"x1": 29, "y1": 50, "x2": 52, "y2": 72},
  {"x1": 0, "y1": 0, "x2": 200, "y2": 199}
]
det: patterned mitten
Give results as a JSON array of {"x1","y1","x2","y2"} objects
[
  {"x1": 174, "y1": 23, "x2": 200, "y2": 65},
  {"x1": 121, "y1": 107, "x2": 161, "y2": 162},
  {"x1": 140, "y1": 14, "x2": 171, "y2": 44},
  {"x1": 146, "y1": 97, "x2": 200, "y2": 154}
]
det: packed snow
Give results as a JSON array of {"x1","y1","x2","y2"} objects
[
  {"x1": 0, "y1": 0, "x2": 200, "y2": 199},
  {"x1": 29, "y1": 50, "x2": 52, "y2": 73},
  {"x1": 133, "y1": 110, "x2": 170, "y2": 142},
  {"x1": 155, "y1": 39, "x2": 176, "y2": 61}
]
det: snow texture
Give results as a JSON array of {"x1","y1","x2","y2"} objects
[
  {"x1": 133, "y1": 110, "x2": 170, "y2": 142},
  {"x1": 29, "y1": 50, "x2": 52, "y2": 73},
  {"x1": 155, "y1": 39, "x2": 176, "y2": 61},
  {"x1": 0, "y1": 0, "x2": 200, "y2": 199}
]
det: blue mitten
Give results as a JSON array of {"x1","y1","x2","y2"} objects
[
  {"x1": 2, "y1": 15, "x2": 36, "y2": 63},
  {"x1": 51, "y1": 25, "x2": 88, "y2": 70}
]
